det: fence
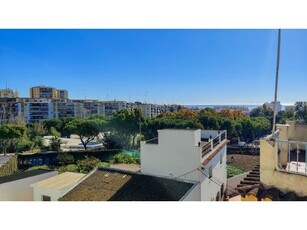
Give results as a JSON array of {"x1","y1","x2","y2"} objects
[
  {"x1": 17, "y1": 149, "x2": 121, "y2": 170},
  {"x1": 276, "y1": 139, "x2": 307, "y2": 175},
  {"x1": 202, "y1": 130, "x2": 227, "y2": 158}
]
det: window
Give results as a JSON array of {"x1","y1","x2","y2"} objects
[
  {"x1": 209, "y1": 165, "x2": 213, "y2": 179},
  {"x1": 220, "y1": 154, "x2": 223, "y2": 164},
  {"x1": 42, "y1": 195, "x2": 51, "y2": 201}
]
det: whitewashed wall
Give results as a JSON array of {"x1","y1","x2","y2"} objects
[
  {"x1": 200, "y1": 146, "x2": 227, "y2": 201},
  {"x1": 141, "y1": 129, "x2": 201, "y2": 181},
  {"x1": 0, "y1": 171, "x2": 57, "y2": 201}
]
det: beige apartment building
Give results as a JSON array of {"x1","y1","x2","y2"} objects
[
  {"x1": 30, "y1": 86, "x2": 57, "y2": 99},
  {"x1": 0, "y1": 88, "x2": 19, "y2": 98}
]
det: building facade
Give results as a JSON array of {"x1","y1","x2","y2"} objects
[
  {"x1": 24, "y1": 98, "x2": 54, "y2": 123},
  {"x1": 55, "y1": 89, "x2": 68, "y2": 99},
  {"x1": 30, "y1": 86, "x2": 57, "y2": 99},
  {"x1": 0, "y1": 88, "x2": 19, "y2": 98},
  {"x1": 0, "y1": 98, "x2": 23, "y2": 124},
  {"x1": 141, "y1": 129, "x2": 228, "y2": 201},
  {"x1": 260, "y1": 121, "x2": 307, "y2": 197},
  {"x1": 0, "y1": 169, "x2": 57, "y2": 201}
]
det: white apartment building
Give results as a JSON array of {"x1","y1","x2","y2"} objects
[
  {"x1": 24, "y1": 99, "x2": 54, "y2": 123},
  {"x1": 72, "y1": 100, "x2": 105, "y2": 117},
  {"x1": 53, "y1": 101, "x2": 86, "y2": 119},
  {"x1": 102, "y1": 101, "x2": 127, "y2": 116},
  {"x1": 141, "y1": 128, "x2": 228, "y2": 201},
  {"x1": 134, "y1": 103, "x2": 163, "y2": 119}
]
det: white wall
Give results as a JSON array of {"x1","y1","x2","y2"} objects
[
  {"x1": 141, "y1": 129, "x2": 201, "y2": 181},
  {"x1": 182, "y1": 183, "x2": 201, "y2": 201},
  {"x1": 0, "y1": 171, "x2": 58, "y2": 201},
  {"x1": 33, "y1": 182, "x2": 79, "y2": 201},
  {"x1": 141, "y1": 129, "x2": 227, "y2": 201},
  {"x1": 199, "y1": 146, "x2": 227, "y2": 201}
]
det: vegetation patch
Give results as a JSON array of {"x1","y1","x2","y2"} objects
[
  {"x1": 0, "y1": 155, "x2": 18, "y2": 176},
  {"x1": 227, "y1": 163, "x2": 245, "y2": 178}
]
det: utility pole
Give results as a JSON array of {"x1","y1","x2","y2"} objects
[{"x1": 272, "y1": 29, "x2": 281, "y2": 134}]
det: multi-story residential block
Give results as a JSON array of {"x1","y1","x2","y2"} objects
[
  {"x1": 72, "y1": 100, "x2": 105, "y2": 117},
  {"x1": 102, "y1": 100, "x2": 127, "y2": 116},
  {"x1": 30, "y1": 86, "x2": 57, "y2": 99},
  {"x1": 141, "y1": 128, "x2": 228, "y2": 201},
  {"x1": 0, "y1": 98, "x2": 23, "y2": 124},
  {"x1": 0, "y1": 88, "x2": 19, "y2": 98},
  {"x1": 52, "y1": 101, "x2": 86, "y2": 119},
  {"x1": 134, "y1": 103, "x2": 162, "y2": 119},
  {"x1": 55, "y1": 89, "x2": 68, "y2": 100},
  {"x1": 24, "y1": 98, "x2": 54, "y2": 123}
]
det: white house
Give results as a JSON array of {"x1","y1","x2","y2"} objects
[
  {"x1": 141, "y1": 128, "x2": 228, "y2": 201},
  {"x1": 0, "y1": 169, "x2": 57, "y2": 201},
  {"x1": 31, "y1": 172, "x2": 85, "y2": 201}
]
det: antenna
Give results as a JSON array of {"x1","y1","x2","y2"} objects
[{"x1": 272, "y1": 29, "x2": 281, "y2": 134}]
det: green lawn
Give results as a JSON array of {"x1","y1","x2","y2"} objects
[{"x1": 227, "y1": 163, "x2": 245, "y2": 178}]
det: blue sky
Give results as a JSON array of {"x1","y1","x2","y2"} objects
[{"x1": 0, "y1": 29, "x2": 306, "y2": 105}]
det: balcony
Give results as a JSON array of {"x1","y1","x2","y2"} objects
[
  {"x1": 276, "y1": 139, "x2": 307, "y2": 175},
  {"x1": 201, "y1": 130, "x2": 227, "y2": 158}
]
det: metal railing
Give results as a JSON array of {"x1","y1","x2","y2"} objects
[
  {"x1": 202, "y1": 142, "x2": 212, "y2": 157},
  {"x1": 276, "y1": 139, "x2": 307, "y2": 175},
  {"x1": 201, "y1": 130, "x2": 227, "y2": 158}
]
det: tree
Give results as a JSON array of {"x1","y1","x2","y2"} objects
[
  {"x1": 55, "y1": 153, "x2": 74, "y2": 166},
  {"x1": 250, "y1": 104, "x2": 273, "y2": 118},
  {"x1": 43, "y1": 118, "x2": 62, "y2": 134},
  {"x1": 50, "y1": 136, "x2": 61, "y2": 151},
  {"x1": 50, "y1": 127, "x2": 61, "y2": 137},
  {"x1": 102, "y1": 132, "x2": 124, "y2": 149},
  {"x1": 77, "y1": 156, "x2": 101, "y2": 173},
  {"x1": 143, "y1": 116, "x2": 203, "y2": 140},
  {"x1": 27, "y1": 122, "x2": 47, "y2": 140},
  {"x1": 65, "y1": 119, "x2": 102, "y2": 150},
  {"x1": 110, "y1": 109, "x2": 145, "y2": 148},
  {"x1": 31, "y1": 135, "x2": 44, "y2": 151},
  {"x1": 0, "y1": 124, "x2": 26, "y2": 155}
]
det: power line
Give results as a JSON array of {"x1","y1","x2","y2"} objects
[
  {"x1": 174, "y1": 168, "x2": 199, "y2": 179},
  {"x1": 197, "y1": 168, "x2": 239, "y2": 192},
  {"x1": 173, "y1": 166, "x2": 239, "y2": 192}
]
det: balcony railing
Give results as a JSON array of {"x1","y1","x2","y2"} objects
[
  {"x1": 276, "y1": 139, "x2": 307, "y2": 175},
  {"x1": 202, "y1": 130, "x2": 227, "y2": 158}
]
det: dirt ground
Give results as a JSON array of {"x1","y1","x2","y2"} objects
[{"x1": 227, "y1": 154, "x2": 260, "y2": 171}]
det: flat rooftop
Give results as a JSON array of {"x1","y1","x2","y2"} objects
[
  {"x1": 31, "y1": 172, "x2": 85, "y2": 190},
  {"x1": 0, "y1": 169, "x2": 55, "y2": 185}
]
